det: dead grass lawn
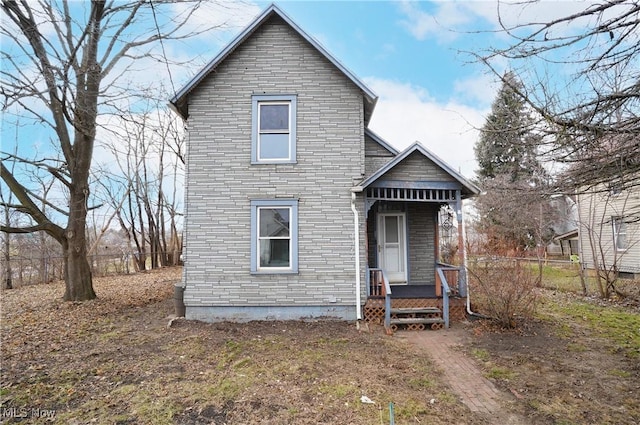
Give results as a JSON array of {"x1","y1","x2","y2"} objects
[
  {"x1": 1, "y1": 268, "x2": 482, "y2": 424},
  {"x1": 4, "y1": 267, "x2": 636, "y2": 424}
]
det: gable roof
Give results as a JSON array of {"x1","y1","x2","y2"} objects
[
  {"x1": 169, "y1": 4, "x2": 378, "y2": 122},
  {"x1": 365, "y1": 128, "x2": 400, "y2": 156},
  {"x1": 357, "y1": 142, "x2": 481, "y2": 197}
]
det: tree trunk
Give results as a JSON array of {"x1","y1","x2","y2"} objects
[
  {"x1": 3, "y1": 215, "x2": 12, "y2": 290},
  {"x1": 63, "y1": 243, "x2": 95, "y2": 301},
  {"x1": 62, "y1": 190, "x2": 96, "y2": 301},
  {"x1": 3, "y1": 237, "x2": 12, "y2": 289}
]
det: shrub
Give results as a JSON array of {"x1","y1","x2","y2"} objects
[{"x1": 468, "y1": 258, "x2": 538, "y2": 328}]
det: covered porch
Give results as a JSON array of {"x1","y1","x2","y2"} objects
[{"x1": 355, "y1": 143, "x2": 480, "y2": 332}]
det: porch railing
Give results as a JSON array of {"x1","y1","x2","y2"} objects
[
  {"x1": 367, "y1": 268, "x2": 384, "y2": 297},
  {"x1": 368, "y1": 268, "x2": 392, "y2": 329},
  {"x1": 436, "y1": 262, "x2": 460, "y2": 296},
  {"x1": 436, "y1": 266, "x2": 451, "y2": 329},
  {"x1": 369, "y1": 266, "x2": 455, "y2": 330}
]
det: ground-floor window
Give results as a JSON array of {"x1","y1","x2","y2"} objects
[{"x1": 250, "y1": 199, "x2": 298, "y2": 273}]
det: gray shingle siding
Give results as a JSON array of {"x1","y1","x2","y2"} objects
[
  {"x1": 182, "y1": 16, "x2": 367, "y2": 312},
  {"x1": 408, "y1": 203, "x2": 437, "y2": 284},
  {"x1": 365, "y1": 133, "x2": 395, "y2": 177},
  {"x1": 383, "y1": 151, "x2": 458, "y2": 182}
]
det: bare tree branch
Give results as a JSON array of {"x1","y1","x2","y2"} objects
[
  {"x1": 474, "y1": 1, "x2": 640, "y2": 193},
  {"x1": 0, "y1": 161, "x2": 64, "y2": 239},
  {"x1": 1, "y1": 0, "x2": 225, "y2": 300}
]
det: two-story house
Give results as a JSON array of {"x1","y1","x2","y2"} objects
[{"x1": 170, "y1": 4, "x2": 479, "y2": 331}]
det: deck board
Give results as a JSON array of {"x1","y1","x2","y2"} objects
[{"x1": 390, "y1": 285, "x2": 436, "y2": 298}]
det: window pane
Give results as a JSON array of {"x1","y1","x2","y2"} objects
[
  {"x1": 617, "y1": 232, "x2": 627, "y2": 250},
  {"x1": 259, "y1": 133, "x2": 289, "y2": 159},
  {"x1": 260, "y1": 104, "x2": 289, "y2": 131},
  {"x1": 260, "y1": 239, "x2": 290, "y2": 267},
  {"x1": 251, "y1": 199, "x2": 298, "y2": 273},
  {"x1": 385, "y1": 216, "x2": 399, "y2": 244},
  {"x1": 259, "y1": 208, "x2": 290, "y2": 237},
  {"x1": 614, "y1": 218, "x2": 627, "y2": 250}
]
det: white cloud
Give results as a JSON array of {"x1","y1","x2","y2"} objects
[
  {"x1": 398, "y1": 0, "x2": 472, "y2": 43},
  {"x1": 92, "y1": 109, "x2": 185, "y2": 228},
  {"x1": 398, "y1": 0, "x2": 609, "y2": 43},
  {"x1": 365, "y1": 77, "x2": 489, "y2": 180},
  {"x1": 170, "y1": 1, "x2": 262, "y2": 35},
  {"x1": 375, "y1": 43, "x2": 396, "y2": 61},
  {"x1": 452, "y1": 73, "x2": 500, "y2": 108},
  {"x1": 139, "y1": 1, "x2": 262, "y2": 92}
]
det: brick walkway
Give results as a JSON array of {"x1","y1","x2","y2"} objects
[{"x1": 400, "y1": 326, "x2": 526, "y2": 424}]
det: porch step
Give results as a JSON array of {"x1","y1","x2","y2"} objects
[
  {"x1": 390, "y1": 317, "x2": 444, "y2": 325},
  {"x1": 388, "y1": 307, "x2": 444, "y2": 332},
  {"x1": 390, "y1": 307, "x2": 441, "y2": 315}
]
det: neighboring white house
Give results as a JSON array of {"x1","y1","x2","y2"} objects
[
  {"x1": 576, "y1": 179, "x2": 640, "y2": 278},
  {"x1": 548, "y1": 195, "x2": 579, "y2": 258}
]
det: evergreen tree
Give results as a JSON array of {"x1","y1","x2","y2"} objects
[
  {"x1": 474, "y1": 72, "x2": 545, "y2": 184},
  {"x1": 474, "y1": 73, "x2": 555, "y2": 254}
]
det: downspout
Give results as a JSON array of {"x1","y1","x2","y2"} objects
[
  {"x1": 456, "y1": 192, "x2": 467, "y2": 297},
  {"x1": 351, "y1": 191, "x2": 362, "y2": 320},
  {"x1": 460, "y1": 205, "x2": 489, "y2": 319}
]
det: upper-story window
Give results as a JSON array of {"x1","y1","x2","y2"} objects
[{"x1": 252, "y1": 94, "x2": 297, "y2": 164}]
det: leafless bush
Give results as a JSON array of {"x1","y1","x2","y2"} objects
[{"x1": 468, "y1": 258, "x2": 539, "y2": 328}]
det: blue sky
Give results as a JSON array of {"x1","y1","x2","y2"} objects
[
  {"x1": 160, "y1": 0, "x2": 507, "y2": 179},
  {"x1": 164, "y1": 0, "x2": 592, "y2": 179},
  {"x1": 273, "y1": 1, "x2": 488, "y2": 105},
  {"x1": 1, "y1": 1, "x2": 596, "y2": 187}
]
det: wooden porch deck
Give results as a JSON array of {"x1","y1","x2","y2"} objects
[
  {"x1": 366, "y1": 267, "x2": 464, "y2": 331},
  {"x1": 363, "y1": 295, "x2": 467, "y2": 325},
  {"x1": 388, "y1": 284, "x2": 437, "y2": 298}
]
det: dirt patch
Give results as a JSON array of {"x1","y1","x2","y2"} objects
[{"x1": 467, "y1": 314, "x2": 640, "y2": 424}]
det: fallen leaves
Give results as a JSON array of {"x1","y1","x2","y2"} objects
[{"x1": 0, "y1": 267, "x2": 477, "y2": 425}]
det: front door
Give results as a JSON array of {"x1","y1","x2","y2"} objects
[{"x1": 378, "y1": 213, "x2": 408, "y2": 284}]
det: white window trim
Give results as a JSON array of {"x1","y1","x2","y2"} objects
[
  {"x1": 250, "y1": 199, "x2": 299, "y2": 274},
  {"x1": 251, "y1": 94, "x2": 297, "y2": 164}
]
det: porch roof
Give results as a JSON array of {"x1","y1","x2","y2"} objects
[
  {"x1": 355, "y1": 142, "x2": 481, "y2": 199},
  {"x1": 554, "y1": 229, "x2": 578, "y2": 241}
]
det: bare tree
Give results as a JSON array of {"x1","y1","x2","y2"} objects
[
  {"x1": 150, "y1": 105, "x2": 185, "y2": 267},
  {"x1": 475, "y1": 176, "x2": 558, "y2": 256},
  {"x1": 0, "y1": 1, "x2": 215, "y2": 300},
  {"x1": 477, "y1": 1, "x2": 640, "y2": 193},
  {"x1": 150, "y1": 97, "x2": 186, "y2": 267},
  {"x1": 95, "y1": 97, "x2": 185, "y2": 271}
]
